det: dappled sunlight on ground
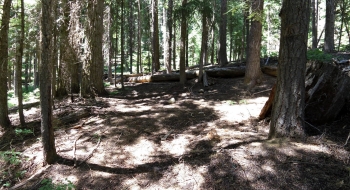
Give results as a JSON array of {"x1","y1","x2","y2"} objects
[{"x1": 2, "y1": 76, "x2": 350, "y2": 189}]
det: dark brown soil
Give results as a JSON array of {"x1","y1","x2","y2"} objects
[{"x1": 1, "y1": 74, "x2": 350, "y2": 190}]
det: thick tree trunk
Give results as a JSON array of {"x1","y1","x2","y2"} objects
[
  {"x1": 88, "y1": 0, "x2": 107, "y2": 96},
  {"x1": 244, "y1": 0, "x2": 264, "y2": 90},
  {"x1": 0, "y1": 0, "x2": 12, "y2": 128},
  {"x1": 269, "y1": 0, "x2": 310, "y2": 139},
  {"x1": 41, "y1": 0, "x2": 57, "y2": 164}
]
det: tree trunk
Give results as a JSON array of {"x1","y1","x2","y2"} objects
[
  {"x1": 137, "y1": 0, "x2": 142, "y2": 74},
  {"x1": 244, "y1": 0, "x2": 264, "y2": 91},
  {"x1": 337, "y1": 0, "x2": 346, "y2": 51},
  {"x1": 41, "y1": 0, "x2": 58, "y2": 164},
  {"x1": 129, "y1": 0, "x2": 134, "y2": 74},
  {"x1": 15, "y1": 0, "x2": 26, "y2": 126},
  {"x1": 120, "y1": 0, "x2": 125, "y2": 89},
  {"x1": 173, "y1": 20, "x2": 177, "y2": 70},
  {"x1": 164, "y1": 0, "x2": 173, "y2": 74},
  {"x1": 311, "y1": 0, "x2": 318, "y2": 49},
  {"x1": 269, "y1": 0, "x2": 310, "y2": 139},
  {"x1": 0, "y1": 0, "x2": 12, "y2": 128},
  {"x1": 179, "y1": 0, "x2": 188, "y2": 84},
  {"x1": 88, "y1": 0, "x2": 107, "y2": 96},
  {"x1": 324, "y1": 0, "x2": 335, "y2": 53},
  {"x1": 198, "y1": 8, "x2": 210, "y2": 83},
  {"x1": 218, "y1": 0, "x2": 228, "y2": 66},
  {"x1": 151, "y1": 0, "x2": 160, "y2": 72}
]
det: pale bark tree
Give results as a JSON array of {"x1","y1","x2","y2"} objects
[
  {"x1": 40, "y1": 0, "x2": 58, "y2": 164},
  {"x1": 0, "y1": 0, "x2": 12, "y2": 128},
  {"x1": 311, "y1": 0, "x2": 318, "y2": 49},
  {"x1": 244, "y1": 0, "x2": 264, "y2": 91},
  {"x1": 269, "y1": 0, "x2": 310, "y2": 139}
]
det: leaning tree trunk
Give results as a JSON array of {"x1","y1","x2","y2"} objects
[
  {"x1": 0, "y1": 0, "x2": 12, "y2": 128},
  {"x1": 269, "y1": 0, "x2": 310, "y2": 139}
]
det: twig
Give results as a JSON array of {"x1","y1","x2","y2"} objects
[
  {"x1": 73, "y1": 134, "x2": 83, "y2": 167},
  {"x1": 252, "y1": 89, "x2": 272, "y2": 95},
  {"x1": 76, "y1": 136, "x2": 101, "y2": 167},
  {"x1": 343, "y1": 131, "x2": 350, "y2": 147},
  {"x1": 304, "y1": 120, "x2": 322, "y2": 133}
]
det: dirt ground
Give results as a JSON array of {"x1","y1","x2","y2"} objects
[{"x1": 1, "y1": 74, "x2": 350, "y2": 190}]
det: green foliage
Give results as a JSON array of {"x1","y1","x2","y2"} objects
[
  {"x1": 307, "y1": 49, "x2": 333, "y2": 62},
  {"x1": 15, "y1": 128, "x2": 34, "y2": 136},
  {"x1": 0, "y1": 150, "x2": 22, "y2": 165},
  {"x1": 7, "y1": 85, "x2": 40, "y2": 108},
  {"x1": 39, "y1": 178, "x2": 75, "y2": 190},
  {"x1": 226, "y1": 100, "x2": 237, "y2": 105},
  {"x1": 104, "y1": 82, "x2": 111, "y2": 87}
]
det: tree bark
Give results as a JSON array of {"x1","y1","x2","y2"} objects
[
  {"x1": 0, "y1": 0, "x2": 12, "y2": 128},
  {"x1": 198, "y1": 8, "x2": 210, "y2": 83},
  {"x1": 151, "y1": 0, "x2": 160, "y2": 72},
  {"x1": 129, "y1": 0, "x2": 134, "y2": 74},
  {"x1": 41, "y1": 0, "x2": 57, "y2": 164},
  {"x1": 324, "y1": 0, "x2": 335, "y2": 53},
  {"x1": 179, "y1": 0, "x2": 187, "y2": 84},
  {"x1": 87, "y1": 0, "x2": 107, "y2": 96},
  {"x1": 244, "y1": 0, "x2": 264, "y2": 91},
  {"x1": 311, "y1": 0, "x2": 318, "y2": 49},
  {"x1": 164, "y1": 0, "x2": 173, "y2": 74},
  {"x1": 269, "y1": 0, "x2": 310, "y2": 139},
  {"x1": 218, "y1": 0, "x2": 228, "y2": 66},
  {"x1": 15, "y1": 0, "x2": 26, "y2": 126}
]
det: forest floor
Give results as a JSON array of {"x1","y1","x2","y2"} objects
[{"x1": 1, "y1": 74, "x2": 350, "y2": 190}]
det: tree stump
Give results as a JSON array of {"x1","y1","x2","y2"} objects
[{"x1": 259, "y1": 61, "x2": 350, "y2": 128}]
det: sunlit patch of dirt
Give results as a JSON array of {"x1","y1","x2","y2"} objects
[{"x1": 1, "y1": 75, "x2": 350, "y2": 189}]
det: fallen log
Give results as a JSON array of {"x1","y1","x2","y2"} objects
[
  {"x1": 115, "y1": 66, "x2": 275, "y2": 83},
  {"x1": 127, "y1": 72, "x2": 197, "y2": 83},
  {"x1": 56, "y1": 109, "x2": 91, "y2": 125},
  {"x1": 8, "y1": 101, "x2": 40, "y2": 113},
  {"x1": 205, "y1": 67, "x2": 246, "y2": 78},
  {"x1": 261, "y1": 65, "x2": 277, "y2": 77}
]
